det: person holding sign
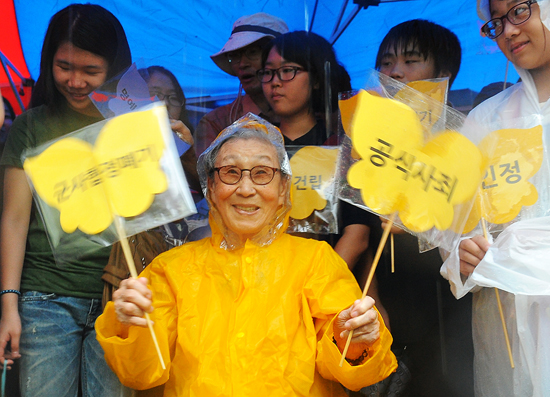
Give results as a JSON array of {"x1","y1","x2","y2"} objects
[
  {"x1": 356, "y1": 20, "x2": 475, "y2": 397},
  {"x1": 95, "y1": 115, "x2": 397, "y2": 396},
  {"x1": 0, "y1": 4, "x2": 132, "y2": 396},
  {"x1": 259, "y1": 30, "x2": 376, "y2": 273},
  {"x1": 442, "y1": 0, "x2": 550, "y2": 395}
]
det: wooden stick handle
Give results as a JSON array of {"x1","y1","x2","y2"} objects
[
  {"x1": 339, "y1": 212, "x2": 397, "y2": 367},
  {"x1": 494, "y1": 287, "x2": 514, "y2": 368},
  {"x1": 361, "y1": 212, "x2": 396, "y2": 298},
  {"x1": 390, "y1": 233, "x2": 395, "y2": 273},
  {"x1": 114, "y1": 217, "x2": 166, "y2": 370},
  {"x1": 481, "y1": 218, "x2": 514, "y2": 368}
]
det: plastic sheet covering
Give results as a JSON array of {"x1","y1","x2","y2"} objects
[
  {"x1": 440, "y1": 87, "x2": 550, "y2": 396},
  {"x1": 337, "y1": 70, "x2": 484, "y2": 252},
  {"x1": 469, "y1": 287, "x2": 550, "y2": 396},
  {"x1": 21, "y1": 102, "x2": 196, "y2": 267},
  {"x1": 443, "y1": 217, "x2": 550, "y2": 298},
  {"x1": 91, "y1": 63, "x2": 204, "y2": 246},
  {"x1": 13, "y1": 0, "x2": 526, "y2": 97},
  {"x1": 456, "y1": 116, "x2": 548, "y2": 238},
  {"x1": 443, "y1": 218, "x2": 550, "y2": 395},
  {"x1": 441, "y1": 113, "x2": 550, "y2": 296},
  {"x1": 286, "y1": 145, "x2": 339, "y2": 234},
  {"x1": 471, "y1": 217, "x2": 550, "y2": 295},
  {"x1": 197, "y1": 113, "x2": 292, "y2": 250}
]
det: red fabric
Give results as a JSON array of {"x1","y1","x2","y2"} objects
[{"x1": 0, "y1": 0, "x2": 32, "y2": 114}]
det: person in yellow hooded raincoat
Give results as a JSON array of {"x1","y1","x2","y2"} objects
[{"x1": 95, "y1": 113, "x2": 397, "y2": 396}]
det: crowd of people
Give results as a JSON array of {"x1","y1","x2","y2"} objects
[{"x1": 0, "y1": 0, "x2": 549, "y2": 396}]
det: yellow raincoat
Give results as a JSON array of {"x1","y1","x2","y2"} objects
[{"x1": 96, "y1": 115, "x2": 396, "y2": 396}]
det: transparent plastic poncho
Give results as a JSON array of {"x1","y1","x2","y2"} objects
[
  {"x1": 197, "y1": 113, "x2": 292, "y2": 250},
  {"x1": 447, "y1": 0, "x2": 550, "y2": 298},
  {"x1": 441, "y1": 92, "x2": 550, "y2": 397}
]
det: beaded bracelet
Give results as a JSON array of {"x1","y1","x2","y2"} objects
[
  {"x1": 332, "y1": 336, "x2": 369, "y2": 366},
  {"x1": 0, "y1": 289, "x2": 21, "y2": 296},
  {"x1": 346, "y1": 349, "x2": 369, "y2": 366}
]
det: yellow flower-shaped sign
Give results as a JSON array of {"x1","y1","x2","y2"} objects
[
  {"x1": 462, "y1": 126, "x2": 543, "y2": 233},
  {"x1": 346, "y1": 90, "x2": 484, "y2": 232},
  {"x1": 23, "y1": 108, "x2": 168, "y2": 235},
  {"x1": 340, "y1": 79, "x2": 448, "y2": 160},
  {"x1": 289, "y1": 146, "x2": 339, "y2": 220},
  {"x1": 404, "y1": 80, "x2": 447, "y2": 103},
  {"x1": 394, "y1": 79, "x2": 448, "y2": 134}
]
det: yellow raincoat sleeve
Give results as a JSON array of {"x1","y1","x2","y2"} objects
[
  {"x1": 306, "y1": 242, "x2": 397, "y2": 391},
  {"x1": 316, "y1": 312, "x2": 396, "y2": 391},
  {"x1": 96, "y1": 257, "x2": 178, "y2": 390}
]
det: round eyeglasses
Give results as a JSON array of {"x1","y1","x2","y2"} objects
[
  {"x1": 226, "y1": 45, "x2": 263, "y2": 64},
  {"x1": 213, "y1": 165, "x2": 280, "y2": 185},
  {"x1": 481, "y1": 0, "x2": 537, "y2": 39},
  {"x1": 151, "y1": 92, "x2": 185, "y2": 107},
  {"x1": 257, "y1": 66, "x2": 305, "y2": 83}
]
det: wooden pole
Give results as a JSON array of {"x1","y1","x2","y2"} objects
[
  {"x1": 481, "y1": 219, "x2": 514, "y2": 368},
  {"x1": 114, "y1": 217, "x2": 166, "y2": 370},
  {"x1": 339, "y1": 212, "x2": 396, "y2": 366}
]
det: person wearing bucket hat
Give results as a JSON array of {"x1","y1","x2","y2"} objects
[
  {"x1": 441, "y1": 0, "x2": 550, "y2": 396},
  {"x1": 194, "y1": 13, "x2": 288, "y2": 156}
]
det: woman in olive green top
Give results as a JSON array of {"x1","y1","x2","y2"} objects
[{"x1": 0, "y1": 4, "x2": 132, "y2": 396}]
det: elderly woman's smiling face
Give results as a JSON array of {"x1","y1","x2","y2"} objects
[{"x1": 209, "y1": 137, "x2": 287, "y2": 240}]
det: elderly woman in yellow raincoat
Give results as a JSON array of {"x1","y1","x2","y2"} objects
[{"x1": 95, "y1": 113, "x2": 397, "y2": 396}]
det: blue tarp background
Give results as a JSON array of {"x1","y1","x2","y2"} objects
[{"x1": 14, "y1": 0, "x2": 518, "y2": 100}]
